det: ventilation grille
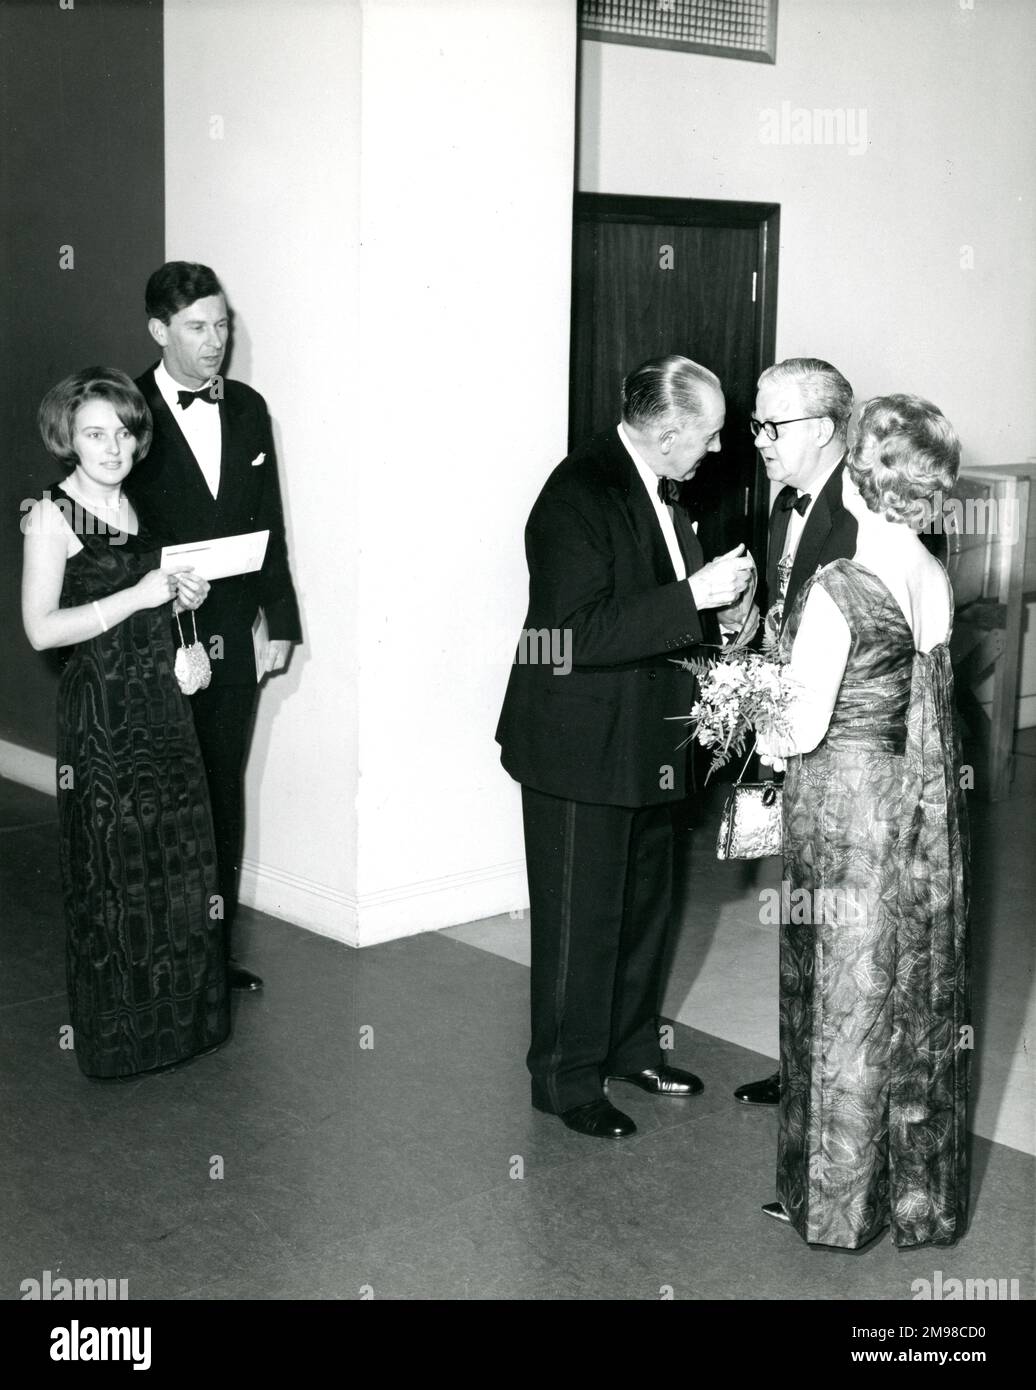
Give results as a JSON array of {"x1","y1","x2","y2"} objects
[{"x1": 580, "y1": 0, "x2": 778, "y2": 65}]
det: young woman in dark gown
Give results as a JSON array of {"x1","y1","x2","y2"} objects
[
  {"x1": 22, "y1": 368, "x2": 229, "y2": 1079},
  {"x1": 758, "y1": 395, "x2": 969, "y2": 1249}
]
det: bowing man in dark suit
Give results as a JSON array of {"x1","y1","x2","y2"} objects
[
  {"x1": 126, "y1": 262, "x2": 302, "y2": 992},
  {"x1": 734, "y1": 356, "x2": 857, "y2": 1108},
  {"x1": 496, "y1": 356, "x2": 757, "y2": 1139}
]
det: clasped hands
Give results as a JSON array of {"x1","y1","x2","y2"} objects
[
  {"x1": 169, "y1": 567, "x2": 210, "y2": 615},
  {"x1": 136, "y1": 564, "x2": 209, "y2": 613}
]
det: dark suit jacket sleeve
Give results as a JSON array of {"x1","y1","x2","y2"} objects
[
  {"x1": 526, "y1": 494, "x2": 704, "y2": 667},
  {"x1": 252, "y1": 394, "x2": 302, "y2": 643}
]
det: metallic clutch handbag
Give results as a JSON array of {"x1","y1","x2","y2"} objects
[
  {"x1": 716, "y1": 779, "x2": 782, "y2": 860},
  {"x1": 173, "y1": 609, "x2": 213, "y2": 696}
]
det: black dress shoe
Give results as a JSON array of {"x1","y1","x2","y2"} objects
[
  {"x1": 228, "y1": 961, "x2": 263, "y2": 991},
  {"x1": 734, "y1": 1071, "x2": 780, "y2": 1105},
  {"x1": 608, "y1": 1065, "x2": 704, "y2": 1097},
  {"x1": 557, "y1": 1099, "x2": 637, "y2": 1139},
  {"x1": 762, "y1": 1201, "x2": 791, "y2": 1224}
]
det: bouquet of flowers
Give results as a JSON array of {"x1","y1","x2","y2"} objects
[{"x1": 674, "y1": 648, "x2": 797, "y2": 781}]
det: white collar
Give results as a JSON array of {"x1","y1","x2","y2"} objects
[
  {"x1": 799, "y1": 453, "x2": 844, "y2": 506},
  {"x1": 154, "y1": 358, "x2": 216, "y2": 406},
  {"x1": 617, "y1": 421, "x2": 666, "y2": 498}
]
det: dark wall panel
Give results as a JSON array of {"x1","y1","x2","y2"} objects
[{"x1": 0, "y1": 0, "x2": 164, "y2": 753}]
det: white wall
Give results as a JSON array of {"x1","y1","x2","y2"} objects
[
  {"x1": 354, "y1": 0, "x2": 577, "y2": 942},
  {"x1": 579, "y1": 0, "x2": 1036, "y2": 721},
  {"x1": 165, "y1": 0, "x2": 361, "y2": 936}
]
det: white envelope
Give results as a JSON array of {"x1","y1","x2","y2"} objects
[{"x1": 160, "y1": 529, "x2": 270, "y2": 581}]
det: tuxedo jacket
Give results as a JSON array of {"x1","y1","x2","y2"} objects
[
  {"x1": 496, "y1": 428, "x2": 719, "y2": 808},
  {"x1": 765, "y1": 459, "x2": 857, "y2": 626},
  {"x1": 128, "y1": 366, "x2": 302, "y2": 686}
]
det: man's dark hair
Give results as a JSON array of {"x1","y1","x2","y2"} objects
[{"x1": 145, "y1": 261, "x2": 224, "y2": 324}]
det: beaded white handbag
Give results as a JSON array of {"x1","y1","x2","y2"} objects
[{"x1": 173, "y1": 609, "x2": 212, "y2": 695}]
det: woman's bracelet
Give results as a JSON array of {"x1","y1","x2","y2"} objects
[{"x1": 91, "y1": 601, "x2": 108, "y2": 634}]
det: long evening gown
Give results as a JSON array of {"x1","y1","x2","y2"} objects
[
  {"x1": 53, "y1": 484, "x2": 230, "y2": 1078},
  {"x1": 778, "y1": 558, "x2": 970, "y2": 1249}
]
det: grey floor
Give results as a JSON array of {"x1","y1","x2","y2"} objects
[
  {"x1": 1, "y1": 774, "x2": 1033, "y2": 1301},
  {"x1": 451, "y1": 731, "x2": 1036, "y2": 1158}
]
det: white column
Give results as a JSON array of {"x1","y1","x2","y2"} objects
[{"x1": 354, "y1": 0, "x2": 577, "y2": 943}]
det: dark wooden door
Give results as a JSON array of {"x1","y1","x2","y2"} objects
[{"x1": 570, "y1": 195, "x2": 779, "y2": 566}]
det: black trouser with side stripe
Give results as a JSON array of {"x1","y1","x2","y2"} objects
[{"x1": 521, "y1": 786, "x2": 675, "y2": 1113}]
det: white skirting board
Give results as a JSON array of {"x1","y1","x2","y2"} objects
[
  {"x1": 0, "y1": 740, "x2": 56, "y2": 796},
  {"x1": 240, "y1": 857, "x2": 529, "y2": 949},
  {"x1": 237, "y1": 857, "x2": 359, "y2": 943},
  {"x1": 356, "y1": 860, "x2": 529, "y2": 948}
]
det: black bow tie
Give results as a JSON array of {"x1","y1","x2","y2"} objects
[
  {"x1": 176, "y1": 386, "x2": 216, "y2": 410},
  {"x1": 657, "y1": 478, "x2": 682, "y2": 505},
  {"x1": 781, "y1": 491, "x2": 811, "y2": 516}
]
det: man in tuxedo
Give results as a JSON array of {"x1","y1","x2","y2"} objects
[
  {"x1": 496, "y1": 355, "x2": 756, "y2": 1138},
  {"x1": 127, "y1": 261, "x2": 302, "y2": 992},
  {"x1": 733, "y1": 356, "x2": 856, "y2": 1106}
]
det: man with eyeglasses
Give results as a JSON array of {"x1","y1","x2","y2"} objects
[{"x1": 734, "y1": 356, "x2": 857, "y2": 1108}]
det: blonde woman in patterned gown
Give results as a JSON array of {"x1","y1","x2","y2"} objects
[{"x1": 757, "y1": 394, "x2": 969, "y2": 1249}]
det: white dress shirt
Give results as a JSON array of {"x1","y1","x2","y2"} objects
[
  {"x1": 155, "y1": 359, "x2": 222, "y2": 499},
  {"x1": 781, "y1": 454, "x2": 844, "y2": 566},
  {"x1": 617, "y1": 423, "x2": 687, "y2": 582}
]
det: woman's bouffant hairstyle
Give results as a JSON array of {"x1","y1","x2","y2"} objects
[
  {"x1": 848, "y1": 394, "x2": 960, "y2": 526},
  {"x1": 38, "y1": 368, "x2": 153, "y2": 470},
  {"x1": 622, "y1": 354, "x2": 721, "y2": 430}
]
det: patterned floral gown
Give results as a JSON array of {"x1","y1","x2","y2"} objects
[
  {"x1": 53, "y1": 485, "x2": 229, "y2": 1078},
  {"x1": 778, "y1": 559, "x2": 970, "y2": 1249}
]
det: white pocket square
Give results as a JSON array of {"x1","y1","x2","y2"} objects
[{"x1": 251, "y1": 452, "x2": 265, "y2": 466}]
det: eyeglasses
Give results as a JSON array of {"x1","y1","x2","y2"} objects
[{"x1": 749, "y1": 416, "x2": 826, "y2": 442}]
